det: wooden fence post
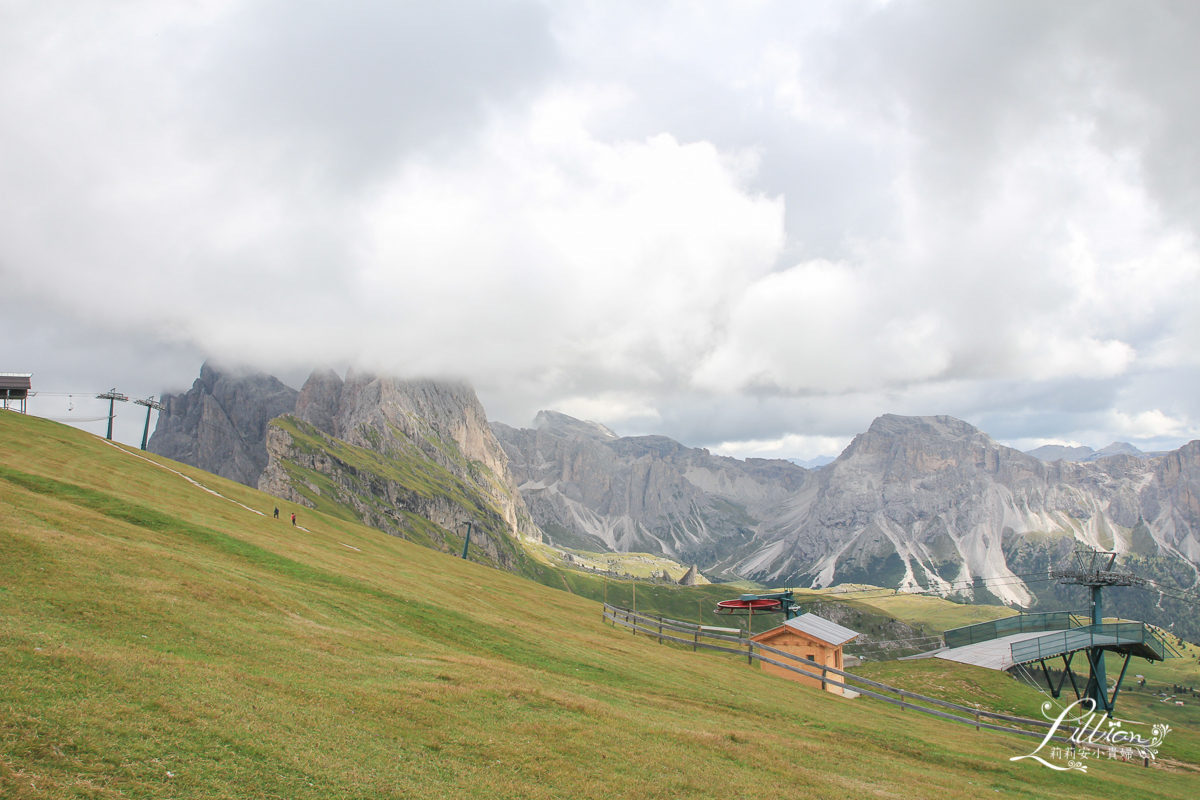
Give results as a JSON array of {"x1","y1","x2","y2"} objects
[
  {"x1": 658, "y1": 618, "x2": 663, "y2": 644},
  {"x1": 821, "y1": 666, "x2": 827, "y2": 691},
  {"x1": 899, "y1": 689, "x2": 905, "y2": 709},
  {"x1": 693, "y1": 628, "x2": 699, "y2": 652},
  {"x1": 746, "y1": 640, "x2": 753, "y2": 665}
]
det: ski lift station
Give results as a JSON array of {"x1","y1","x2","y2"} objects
[
  {"x1": 920, "y1": 551, "x2": 1177, "y2": 717},
  {"x1": 1, "y1": 373, "x2": 32, "y2": 413}
]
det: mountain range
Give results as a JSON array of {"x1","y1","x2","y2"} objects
[
  {"x1": 150, "y1": 363, "x2": 1200, "y2": 635},
  {"x1": 1024, "y1": 441, "x2": 1169, "y2": 462}
]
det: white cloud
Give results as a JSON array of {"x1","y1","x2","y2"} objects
[
  {"x1": 1010, "y1": 333, "x2": 1136, "y2": 382},
  {"x1": 3, "y1": 1, "x2": 1200, "y2": 454},
  {"x1": 694, "y1": 259, "x2": 951, "y2": 393},
  {"x1": 711, "y1": 433, "x2": 851, "y2": 463},
  {"x1": 1106, "y1": 409, "x2": 1191, "y2": 440},
  {"x1": 352, "y1": 89, "x2": 785, "y2": 386},
  {"x1": 551, "y1": 393, "x2": 662, "y2": 430}
]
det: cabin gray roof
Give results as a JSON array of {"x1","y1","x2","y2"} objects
[{"x1": 783, "y1": 613, "x2": 860, "y2": 646}]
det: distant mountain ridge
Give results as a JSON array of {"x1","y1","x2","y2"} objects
[
  {"x1": 491, "y1": 410, "x2": 808, "y2": 568},
  {"x1": 788, "y1": 455, "x2": 836, "y2": 469},
  {"x1": 150, "y1": 366, "x2": 1200, "y2": 637},
  {"x1": 498, "y1": 412, "x2": 1200, "y2": 615},
  {"x1": 1024, "y1": 441, "x2": 1168, "y2": 462},
  {"x1": 734, "y1": 415, "x2": 1184, "y2": 603}
]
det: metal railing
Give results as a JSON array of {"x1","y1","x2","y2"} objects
[
  {"x1": 1010, "y1": 622, "x2": 1168, "y2": 665},
  {"x1": 943, "y1": 611, "x2": 1084, "y2": 649}
]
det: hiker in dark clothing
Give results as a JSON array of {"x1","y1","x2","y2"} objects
[
  {"x1": 273, "y1": 507, "x2": 279, "y2": 519},
  {"x1": 291, "y1": 512, "x2": 296, "y2": 526}
]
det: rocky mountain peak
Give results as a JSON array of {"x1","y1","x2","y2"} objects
[
  {"x1": 533, "y1": 410, "x2": 619, "y2": 441},
  {"x1": 833, "y1": 413, "x2": 1016, "y2": 477},
  {"x1": 149, "y1": 361, "x2": 299, "y2": 487},
  {"x1": 295, "y1": 366, "x2": 344, "y2": 437},
  {"x1": 198, "y1": 360, "x2": 220, "y2": 393},
  {"x1": 864, "y1": 413, "x2": 989, "y2": 442},
  {"x1": 154, "y1": 363, "x2": 540, "y2": 552},
  {"x1": 1092, "y1": 441, "x2": 1143, "y2": 459},
  {"x1": 284, "y1": 369, "x2": 538, "y2": 543}
]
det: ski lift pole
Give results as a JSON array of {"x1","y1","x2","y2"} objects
[
  {"x1": 460, "y1": 522, "x2": 472, "y2": 559},
  {"x1": 133, "y1": 396, "x2": 166, "y2": 451},
  {"x1": 95, "y1": 389, "x2": 128, "y2": 440}
]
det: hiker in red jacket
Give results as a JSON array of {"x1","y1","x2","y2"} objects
[{"x1": 291, "y1": 512, "x2": 296, "y2": 526}]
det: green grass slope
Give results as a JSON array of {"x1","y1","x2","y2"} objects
[
  {"x1": 847, "y1": 589, "x2": 1019, "y2": 633},
  {"x1": 514, "y1": 572, "x2": 935, "y2": 648},
  {"x1": 266, "y1": 415, "x2": 527, "y2": 568},
  {"x1": 1, "y1": 412, "x2": 1196, "y2": 799}
]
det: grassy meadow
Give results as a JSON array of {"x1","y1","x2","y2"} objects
[
  {"x1": 849, "y1": 589, "x2": 1019, "y2": 633},
  {"x1": 1, "y1": 411, "x2": 1198, "y2": 798}
]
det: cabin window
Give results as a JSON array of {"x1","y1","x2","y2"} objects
[{"x1": 806, "y1": 653, "x2": 815, "y2": 662}]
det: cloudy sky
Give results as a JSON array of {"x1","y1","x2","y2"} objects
[{"x1": 4, "y1": 0, "x2": 1199, "y2": 460}]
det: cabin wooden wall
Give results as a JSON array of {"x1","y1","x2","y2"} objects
[{"x1": 756, "y1": 630, "x2": 844, "y2": 694}]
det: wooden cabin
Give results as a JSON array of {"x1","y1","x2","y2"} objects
[{"x1": 751, "y1": 613, "x2": 860, "y2": 694}]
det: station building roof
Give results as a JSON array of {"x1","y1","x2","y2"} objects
[{"x1": 0, "y1": 373, "x2": 32, "y2": 391}]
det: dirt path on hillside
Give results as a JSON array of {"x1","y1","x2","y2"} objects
[{"x1": 100, "y1": 439, "x2": 312, "y2": 531}]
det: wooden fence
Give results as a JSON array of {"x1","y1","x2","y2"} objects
[{"x1": 602, "y1": 604, "x2": 1086, "y2": 746}]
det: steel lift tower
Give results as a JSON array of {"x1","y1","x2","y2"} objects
[
  {"x1": 1051, "y1": 549, "x2": 1147, "y2": 715},
  {"x1": 133, "y1": 396, "x2": 166, "y2": 450},
  {"x1": 95, "y1": 389, "x2": 128, "y2": 440}
]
